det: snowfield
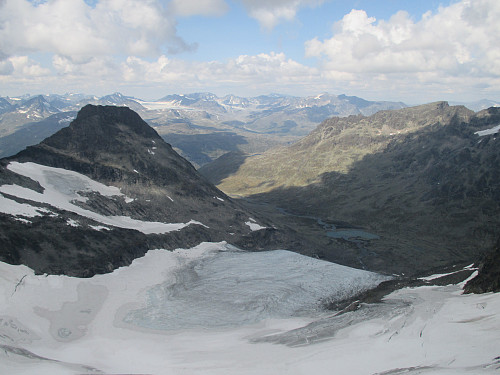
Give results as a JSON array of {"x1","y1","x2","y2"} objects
[
  {"x1": 1, "y1": 242, "x2": 500, "y2": 375},
  {"x1": 0, "y1": 162, "x2": 206, "y2": 234}
]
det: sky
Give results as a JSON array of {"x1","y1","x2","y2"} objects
[{"x1": 0, "y1": 0, "x2": 499, "y2": 103}]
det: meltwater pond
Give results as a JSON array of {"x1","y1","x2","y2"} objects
[{"x1": 123, "y1": 247, "x2": 389, "y2": 330}]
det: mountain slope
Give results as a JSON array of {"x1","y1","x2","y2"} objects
[
  {"x1": 206, "y1": 103, "x2": 500, "y2": 275},
  {"x1": 0, "y1": 95, "x2": 60, "y2": 137},
  {"x1": 212, "y1": 102, "x2": 474, "y2": 195},
  {"x1": 0, "y1": 105, "x2": 282, "y2": 276},
  {"x1": 0, "y1": 112, "x2": 76, "y2": 158}
]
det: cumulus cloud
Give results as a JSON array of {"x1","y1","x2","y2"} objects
[
  {"x1": 0, "y1": 55, "x2": 51, "y2": 87},
  {"x1": 0, "y1": 0, "x2": 193, "y2": 62},
  {"x1": 239, "y1": 0, "x2": 324, "y2": 30},
  {"x1": 170, "y1": 0, "x2": 228, "y2": 17},
  {"x1": 305, "y1": 0, "x2": 500, "y2": 90},
  {"x1": 121, "y1": 52, "x2": 320, "y2": 94}
]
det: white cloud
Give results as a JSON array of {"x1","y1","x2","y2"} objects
[
  {"x1": 121, "y1": 52, "x2": 320, "y2": 95},
  {"x1": 8, "y1": 56, "x2": 51, "y2": 77},
  {"x1": 0, "y1": 0, "x2": 192, "y2": 62},
  {"x1": 305, "y1": 0, "x2": 500, "y2": 98},
  {"x1": 170, "y1": 0, "x2": 228, "y2": 17},
  {"x1": 1, "y1": 50, "x2": 322, "y2": 97},
  {"x1": 239, "y1": 0, "x2": 324, "y2": 30},
  {"x1": 0, "y1": 58, "x2": 14, "y2": 76},
  {"x1": 1, "y1": 0, "x2": 499, "y2": 102}
]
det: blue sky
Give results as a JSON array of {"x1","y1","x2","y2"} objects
[
  {"x1": 176, "y1": 1, "x2": 446, "y2": 63},
  {"x1": 1, "y1": 0, "x2": 499, "y2": 103}
]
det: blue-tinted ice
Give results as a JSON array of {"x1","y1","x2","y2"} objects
[{"x1": 123, "y1": 249, "x2": 389, "y2": 330}]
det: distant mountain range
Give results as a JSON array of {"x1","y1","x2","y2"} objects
[
  {"x1": 0, "y1": 92, "x2": 407, "y2": 165},
  {"x1": 2, "y1": 92, "x2": 498, "y2": 167}
]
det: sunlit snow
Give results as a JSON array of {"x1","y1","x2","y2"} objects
[
  {"x1": 245, "y1": 217, "x2": 267, "y2": 231},
  {"x1": 0, "y1": 242, "x2": 499, "y2": 375},
  {"x1": 0, "y1": 162, "x2": 207, "y2": 234},
  {"x1": 475, "y1": 123, "x2": 500, "y2": 136},
  {"x1": 0, "y1": 193, "x2": 49, "y2": 218}
]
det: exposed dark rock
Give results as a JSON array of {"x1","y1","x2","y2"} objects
[{"x1": 464, "y1": 238, "x2": 500, "y2": 294}]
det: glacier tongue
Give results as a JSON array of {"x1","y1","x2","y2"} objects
[{"x1": 122, "y1": 247, "x2": 388, "y2": 330}]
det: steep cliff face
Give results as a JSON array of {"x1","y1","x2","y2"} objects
[{"x1": 0, "y1": 105, "x2": 282, "y2": 277}]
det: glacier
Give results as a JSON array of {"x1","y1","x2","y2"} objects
[{"x1": 1, "y1": 242, "x2": 500, "y2": 374}]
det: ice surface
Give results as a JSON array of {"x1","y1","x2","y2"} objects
[
  {"x1": 0, "y1": 162, "x2": 206, "y2": 233},
  {"x1": 1, "y1": 242, "x2": 500, "y2": 374},
  {"x1": 122, "y1": 248, "x2": 386, "y2": 330}
]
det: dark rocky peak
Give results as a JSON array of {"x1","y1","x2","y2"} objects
[
  {"x1": 473, "y1": 106, "x2": 500, "y2": 126},
  {"x1": 71, "y1": 104, "x2": 158, "y2": 139},
  {"x1": 27, "y1": 104, "x2": 160, "y2": 160},
  {"x1": 1, "y1": 104, "x2": 293, "y2": 276},
  {"x1": 14, "y1": 105, "x2": 201, "y2": 189}
]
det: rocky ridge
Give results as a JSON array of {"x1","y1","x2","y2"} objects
[
  {"x1": 0, "y1": 105, "x2": 295, "y2": 277},
  {"x1": 203, "y1": 103, "x2": 500, "y2": 276}
]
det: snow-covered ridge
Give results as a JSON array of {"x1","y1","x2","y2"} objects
[
  {"x1": 0, "y1": 162, "x2": 206, "y2": 234},
  {"x1": 1, "y1": 242, "x2": 499, "y2": 374}
]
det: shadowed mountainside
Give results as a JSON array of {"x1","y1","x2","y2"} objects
[
  {"x1": 213, "y1": 102, "x2": 474, "y2": 195},
  {"x1": 203, "y1": 103, "x2": 500, "y2": 276}
]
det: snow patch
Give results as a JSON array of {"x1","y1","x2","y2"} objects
[
  {"x1": 0, "y1": 193, "x2": 55, "y2": 218},
  {"x1": 1, "y1": 162, "x2": 206, "y2": 234},
  {"x1": 89, "y1": 225, "x2": 110, "y2": 231},
  {"x1": 475, "y1": 124, "x2": 500, "y2": 136},
  {"x1": 246, "y1": 217, "x2": 267, "y2": 231},
  {"x1": 419, "y1": 264, "x2": 479, "y2": 281},
  {"x1": 7, "y1": 162, "x2": 123, "y2": 202},
  {"x1": 14, "y1": 218, "x2": 31, "y2": 224},
  {"x1": 66, "y1": 219, "x2": 79, "y2": 227}
]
